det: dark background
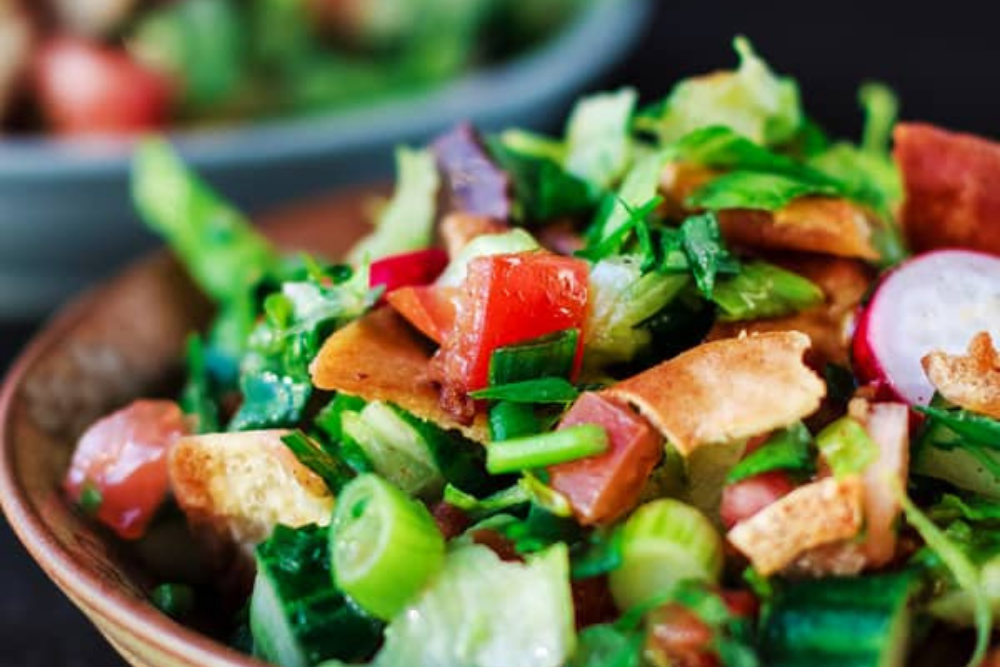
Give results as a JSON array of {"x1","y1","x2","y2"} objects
[{"x1": 2, "y1": 2, "x2": 999, "y2": 665}]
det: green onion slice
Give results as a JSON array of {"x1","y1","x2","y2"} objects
[
  {"x1": 489, "y1": 329, "x2": 580, "y2": 385},
  {"x1": 331, "y1": 474, "x2": 445, "y2": 621},
  {"x1": 486, "y1": 424, "x2": 609, "y2": 474}
]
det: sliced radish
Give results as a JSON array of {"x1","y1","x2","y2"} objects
[{"x1": 852, "y1": 249, "x2": 1000, "y2": 405}]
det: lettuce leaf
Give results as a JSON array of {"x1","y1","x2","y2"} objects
[
  {"x1": 372, "y1": 543, "x2": 576, "y2": 667},
  {"x1": 349, "y1": 147, "x2": 440, "y2": 263},
  {"x1": 712, "y1": 261, "x2": 825, "y2": 321},
  {"x1": 132, "y1": 138, "x2": 278, "y2": 304},
  {"x1": 726, "y1": 422, "x2": 815, "y2": 483},
  {"x1": 564, "y1": 88, "x2": 638, "y2": 190},
  {"x1": 640, "y1": 37, "x2": 802, "y2": 146}
]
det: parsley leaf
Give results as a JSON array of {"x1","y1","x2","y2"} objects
[
  {"x1": 470, "y1": 377, "x2": 580, "y2": 404},
  {"x1": 727, "y1": 422, "x2": 815, "y2": 483}
]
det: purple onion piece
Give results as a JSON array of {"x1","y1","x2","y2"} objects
[{"x1": 432, "y1": 123, "x2": 512, "y2": 221}]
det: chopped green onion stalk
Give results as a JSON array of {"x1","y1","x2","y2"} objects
[
  {"x1": 331, "y1": 474, "x2": 445, "y2": 621},
  {"x1": 281, "y1": 431, "x2": 354, "y2": 493},
  {"x1": 489, "y1": 329, "x2": 580, "y2": 385},
  {"x1": 486, "y1": 424, "x2": 609, "y2": 474},
  {"x1": 470, "y1": 377, "x2": 580, "y2": 404},
  {"x1": 443, "y1": 483, "x2": 530, "y2": 519},
  {"x1": 609, "y1": 498, "x2": 724, "y2": 610},
  {"x1": 489, "y1": 400, "x2": 541, "y2": 441},
  {"x1": 815, "y1": 416, "x2": 877, "y2": 478}
]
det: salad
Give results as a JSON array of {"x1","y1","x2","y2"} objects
[
  {"x1": 63, "y1": 37, "x2": 1000, "y2": 667},
  {"x1": 0, "y1": 0, "x2": 585, "y2": 136}
]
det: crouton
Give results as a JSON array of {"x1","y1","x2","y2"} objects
[
  {"x1": 169, "y1": 430, "x2": 334, "y2": 556},
  {"x1": 51, "y1": 0, "x2": 139, "y2": 37},
  {"x1": 707, "y1": 255, "x2": 873, "y2": 368},
  {"x1": 717, "y1": 197, "x2": 881, "y2": 260},
  {"x1": 310, "y1": 307, "x2": 489, "y2": 442},
  {"x1": 727, "y1": 475, "x2": 864, "y2": 576},
  {"x1": 606, "y1": 331, "x2": 825, "y2": 456},
  {"x1": 923, "y1": 331, "x2": 1000, "y2": 420},
  {"x1": 895, "y1": 123, "x2": 1000, "y2": 255},
  {"x1": 440, "y1": 213, "x2": 507, "y2": 258}
]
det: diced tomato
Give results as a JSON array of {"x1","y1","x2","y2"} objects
[
  {"x1": 720, "y1": 589, "x2": 759, "y2": 619},
  {"x1": 547, "y1": 393, "x2": 663, "y2": 525},
  {"x1": 369, "y1": 248, "x2": 449, "y2": 301},
  {"x1": 386, "y1": 285, "x2": 457, "y2": 344},
  {"x1": 720, "y1": 470, "x2": 797, "y2": 530},
  {"x1": 64, "y1": 400, "x2": 189, "y2": 539},
  {"x1": 32, "y1": 36, "x2": 174, "y2": 136},
  {"x1": 646, "y1": 603, "x2": 719, "y2": 667},
  {"x1": 437, "y1": 251, "x2": 589, "y2": 392}
]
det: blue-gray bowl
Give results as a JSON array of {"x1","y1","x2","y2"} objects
[{"x1": 0, "y1": 0, "x2": 650, "y2": 319}]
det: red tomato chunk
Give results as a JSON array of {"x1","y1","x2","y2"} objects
[
  {"x1": 64, "y1": 400, "x2": 190, "y2": 540},
  {"x1": 548, "y1": 392, "x2": 663, "y2": 525},
  {"x1": 438, "y1": 251, "x2": 589, "y2": 393},
  {"x1": 719, "y1": 470, "x2": 797, "y2": 530},
  {"x1": 387, "y1": 285, "x2": 457, "y2": 344},
  {"x1": 32, "y1": 37, "x2": 174, "y2": 136}
]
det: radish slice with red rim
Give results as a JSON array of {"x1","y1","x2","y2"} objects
[{"x1": 852, "y1": 249, "x2": 1000, "y2": 405}]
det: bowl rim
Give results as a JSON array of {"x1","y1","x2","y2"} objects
[
  {"x1": 0, "y1": 278, "x2": 265, "y2": 667},
  {"x1": 0, "y1": 0, "x2": 651, "y2": 180}
]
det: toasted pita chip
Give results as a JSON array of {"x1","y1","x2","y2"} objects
[
  {"x1": 310, "y1": 307, "x2": 488, "y2": 442},
  {"x1": 923, "y1": 331, "x2": 1000, "y2": 420},
  {"x1": 169, "y1": 430, "x2": 334, "y2": 556},
  {"x1": 717, "y1": 197, "x2": 880, "y2": 260},
  {"x1": 727, "y1": 475, "x2": 864, "y2": 576},
  {"x1": 659, "y1": 161, "x2": 719, "y2": 219},
  {"x1": 707, "y1": 255, "x2": 873, "y2": 368},
  {"x1": 895, "y1": 123, "x2": 1000, "y2": 255},
  {"x1": 606, "y1": 331, "x2": 825, "y2": 456}
]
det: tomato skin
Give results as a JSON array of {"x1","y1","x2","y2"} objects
[
  {"x1": 369, "y1": 248, "x2": 449, "y2": 301},
  {"x1": 548, "y1": 392, "x2": 663, "y2": 525},
  {"x1": 646, "y1": 603, "x2": 719, "y2": 667},
  {"x1": 386, "y1": 285, "x2": 457, "y2": 344},
  {"x1": 32, "y1": 36, "x2": 174, "y2": 135},
  {"x1": 438, "y1": 251, "x2": 589, "y2": 392},
  {"x1": 64, "y1": 400, "x2": 189, "y2": 539},
  {"x1": 720, "y1": 589, "x2": 759, "y2": 619},
  {"x1": 720, "y1": 470, "x2": 797, "y2": 530}
]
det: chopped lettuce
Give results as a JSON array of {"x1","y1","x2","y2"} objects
[
  {"x1": 686, "y1": 170, "x2": 839, "y2": 212},
  {"x1": 348, "y1": 147, "x2": 440, "y2": 263},
  {"x1": 488, "y1": 139, "x2": 596, "y2": 222},
  {"x1": 640, "y1": 37, "x2": 802, "y2": 146},
  {"x1": 371, "y1": 543, "x2": 576, "y2": 667},
  {"x1": 435, "y1": 228, "x2": 539, "y2": 288},
  {"x1": 584, "y1": 256, "x2": 689, "y2": 367},
  {"x1": 563, "y1": 88, "x2": 638, "y2": 190},
  {"x1": 132, "y1": 138, "x2": 278, "y2": 303},
  {"x1": 230, "y1": 270, "x2": 378, "y2": 431},
  {"x1": 712, "y1": 261, "x2": 825, "y2": 321},
  {"x1": 590, "y1": 150, "x2": 668, "y2": 244}
]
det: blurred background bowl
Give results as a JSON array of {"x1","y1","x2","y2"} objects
[{"x1": 0, "y1": 0, "x2": 651, "y2": 320}]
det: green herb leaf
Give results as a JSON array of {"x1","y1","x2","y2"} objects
[
  {"x1": 570, "y1": 530, "x2": 624, "y2": 580},
  {"x1": 150, "y1": 583, "x2": 195, "y2": 620},
  {"x1": 675, "y1": 212, "x2": 734, "y2": 298},
  {"x1": 444, "y1": 483, "x2": 529, "y2": 520},
  {"x1": 488, "y1": 138, "x2": 596, "y2": 222},
  {"x1": 815, "y1": 416, "x2": 877, "y2": 478},
  {"x1": 928, "y1": 493, "x2": 1000, "y2": 524},
  {"x1": 79, "y1": 482, "x2": 103, "y2": 517},
  {"x1": 587, "y1": 151, "x2": 668, "y2": 246},
  {"x1": 567, "y1": 624, "x2": 644, "y2": 667},
  {"x1": 727, "y1": 422, "x2": 815, "y2": 483},
  {"x1": 712, "y1": 261, "x2": 825, "y2": 321},
  {"x1": 470, "y1": 377, "x2": 580, "y2": 404},
  {"x1": 489, "y1": 400, "x2": 542, "y2": 441},
  {"x1": 281, "y1": 431, "x2": 355, "y2": 493},
  {"x1": 916, "y1": 406, "x2": 1000, "y2": 449},
  {"x1": 687, "y1": 170, "x2": 839, "y2": 212},
  {"x1": 179, "y1": 334, "x2": 220, "y2": 433}
]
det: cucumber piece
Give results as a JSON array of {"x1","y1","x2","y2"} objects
[
  {"x1": 250, "y1": 525, "x2": 382, "y2": 667},
  {"x1": 761, "y1": 572, "x2": 916, "y2": 667}
]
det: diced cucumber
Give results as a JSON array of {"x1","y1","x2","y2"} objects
[
  {"x1": 250, "y1": 525, "x2": 381, "y2": 667},
  {"x1": 761, "y1": 572, "x2": 916, "y2": 667}
]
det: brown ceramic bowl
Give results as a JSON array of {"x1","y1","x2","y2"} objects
[{"x1": 0, "y1": 190, "x2": 372, "y2": 667}]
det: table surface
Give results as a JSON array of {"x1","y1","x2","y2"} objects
[{"x1": 2, "y1": 1, "x2": 999, "y2": 664}]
